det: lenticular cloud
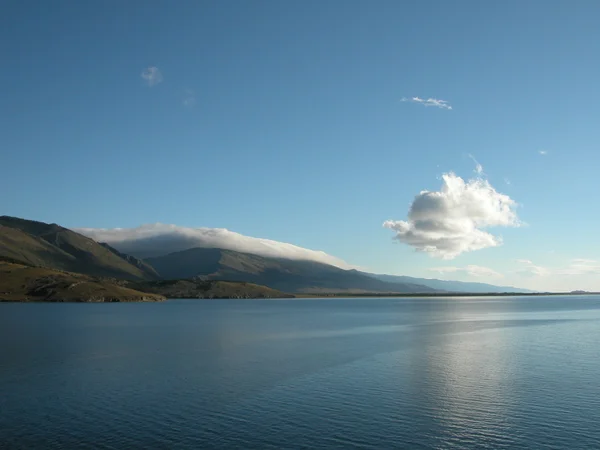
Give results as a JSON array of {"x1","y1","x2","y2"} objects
[
  {"x1": 76, "y1": 224, "x2": 352, "y2": 269},
  {"x1": 384, "y1": 170, "x2": 520, "y2": 259}
]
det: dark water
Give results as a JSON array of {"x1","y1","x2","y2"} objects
[{"x1": 1, "y1": 296, "x2": 600, "y2": 449}]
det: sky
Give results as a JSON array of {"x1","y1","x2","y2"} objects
[{"x1": 2, "y1": 0, "x2": 600, "y2": 291}]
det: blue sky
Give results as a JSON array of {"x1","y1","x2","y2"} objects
[{"x1": 2, "y1": 1, "x2": 600, "y2": 290}]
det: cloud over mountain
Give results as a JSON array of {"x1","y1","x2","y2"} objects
[
  {"x1": 76, "y1": 224, "x2": 352, "y2": 269},
  {"x1": 384, "y1": 167, "x2": 520, "y2": 259}
]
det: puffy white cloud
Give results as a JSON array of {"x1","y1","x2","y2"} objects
[
  {"x1": 384, "y1": 168, "x2": 520, "y2": 259},
  {"x1": 75, "y1": 223, "x2": 352, "y2": 268},
  {"x1": 401, "y1": 96, "x2": 452, "y2": 110},
  {"x1": 141, "y1": 66, "x2": 163, "y2": 86},
  {"x1": 429, "y1": 265, "x2": 503, "y2": 278}
]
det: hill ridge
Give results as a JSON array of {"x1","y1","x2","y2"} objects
[
  {"x1": 145, "y1": 247, "x2": 438, "y2": 294},
  {"x1": 0, "y1": 216, "x2": 157, "y2": 280}
]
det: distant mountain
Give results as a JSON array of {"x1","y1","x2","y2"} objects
[
  {"x1": 145, "y1": 247, "x2": 438, "y2": 294},
  {"x1": 0, "y1": 216, "x2": 158, "y2": 280},
  {"x1": 0, "y1": 261, "x2": 164, "y2": 302},
  {"x1": 363, "y1": 272, "x2": 534, "y2": 294}
]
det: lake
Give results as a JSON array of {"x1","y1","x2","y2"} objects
[{"x1": 1, "y1": 296, "x2": 600, "y2": 449}]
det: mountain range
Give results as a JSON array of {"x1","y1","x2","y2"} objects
[
  {"x1": 145, "y1": 247, "x2": 438, "y2": 293},
  {"x1": 0, "y1": 216, "x2": 531, "y2": 300},
  {"x1": 362, "y1": 273, "x2": 532, "y2": 294}
]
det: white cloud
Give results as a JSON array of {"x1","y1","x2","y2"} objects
[
  {"x1": 428, "y1": 267, "x2": 461, "y2": 274},
  {"x1": 141, "y1": 66, "x2": 163, "y2": 87},
  {"x1": 538, "y1": 150, "x2": 548, "y2": 156},
  {"x1": 515, "y1": 258, "x2": 600, "y2": 277},
  {"x1": 183, "y1": 89, "x2": 195, "y2": 107},
  {"x1": 75, "y1": 223, "x2": 353, "y2": 269},
  {"x1": 557, "y1": 259, "x2": 600, "y2": 275},
  {"x1": 516, "y1": 259, "x2": 533, "y2": 264},
  {"x1": 384, "y1": 165, "x2": 520, "y2": 259},
  {"x1": 515, "y1": 259, "x2": 549, "y2": 277},
  {"x1": 401, "y1": 96, "x2": 452, "y2": 110},
  {"x1": 468, "y1": 154, "x2": 484, "y2": 175},
  {"x1": 429, "y1": 265, "x2": 503, "y2": 278},
  {"x1": 508, "y1": 258, "x2": 600, "y2": 292}
]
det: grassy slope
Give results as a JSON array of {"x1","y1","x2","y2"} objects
[
  {"x1": 0, "y1": 261, "x2": 165, "y2": 302},
  {"x1": 0, "y1": 226, "x2": 76, "y2": 269},
  {"x1": 0, "y1": 216, "x2": 156, "y2": 280},
  {"x1": 99, "y1": 242, "x2": 160, "y2": 279},
  {"x1": 127, "y1": 278, "x2": 293, "y2": 299}
]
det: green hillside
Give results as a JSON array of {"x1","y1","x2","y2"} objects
[
  {"x1": 0, "y1": 216, "x2": 157, "y2": 280},
  {"x1": 127, "y1": 278, "x2": 293, "y2": 299},
  {"x1": 0, "y1": 261, "x2": 165, "y2": 302}
]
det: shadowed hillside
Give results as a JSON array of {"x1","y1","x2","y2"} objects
[
  {"x1": 146, "y1": 247, "x2": 439, "y2": 294},
  {"x1": 0, "y1": 261, "x2": 165, "y2": 302},
  {"x1": 0, "y1": 216, "x2": 158, "y2": 280},
  {"x1": 127, "y1": 278, "x2": 293, "y2": 299}
]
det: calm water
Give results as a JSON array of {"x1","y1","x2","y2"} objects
[{"x1": 1, "y1": 296, "x2": 600, "y2": 449}]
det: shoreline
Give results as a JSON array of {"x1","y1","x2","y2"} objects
[{"x1": 2, "y1": 291, "x2": 599, "y2": 303}]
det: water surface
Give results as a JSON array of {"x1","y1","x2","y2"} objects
[{"x1": 1, "y1": 296, "x2": 600, "y2": 449}]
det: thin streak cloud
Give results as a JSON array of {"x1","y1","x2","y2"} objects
[
  {"x1": 429, "y1": 265, "x2": 503, "y2": 278},
  {"x1": 514, "y1": 259, "x2": 600, "y2": 277},
  {"x1": 183, "y1": 89, "x2": 196, "y2": 107},
  {"x1": 401, "y1": 96, "x2": 452, "y2": 110},
  {"x1": 468, "y1": 154, "x2": 484, "y2": 175}
]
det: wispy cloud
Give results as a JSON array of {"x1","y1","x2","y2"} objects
[
  {"x1": 384, "y1": 163, "x2": 520, "y2": 259},
  {"x1": 558, "y1": 259, "x2": 600, "y2": 275},
  {"x1": 141, "y1": 66, "x2": 163, "y2": 87},
  {"x1": 429, "y1": 265, "x2": 503, "y2": 278},
  {"x1": 538, "y1": 150, "x2": 548, "y2": 156},
  {"x1": 515, "y1": 258, "x2": 600, "y2": 277},
  {"x1": 401, "y1": 96, "x2": 452, "y2": 110},
  {"x1": 515, "y1": 260, "x2": 550, "y2": 277},
  {"x1": 183, "y1": 89, "x2": 196, "y2": 107},
  {"x1": 75, "y1": 223, "x2": 353, "y2": 269},
  {"x1": 468, "y1": 154, "x2": 484, "y2": 175}
]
